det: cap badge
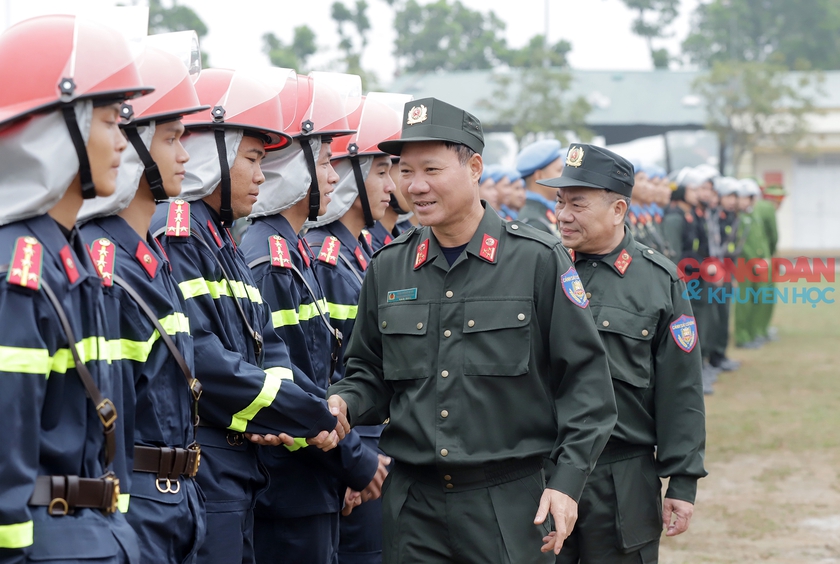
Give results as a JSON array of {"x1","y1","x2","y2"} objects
[
  {"x1": 406, "y1": 104, "x2": 428, "y2": 126},
  {"x1": 566, "y1": 146, "x2": 584, "y2": 168}
]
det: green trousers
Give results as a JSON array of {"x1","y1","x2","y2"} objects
[
  {"x1": 734, "y1": 280, "x2": 764, "y2": 345},
  {"x1": 382, "y1": 464, "x2": 553, "y2": 564},
  {"x1": 557, "y1": 454, "x2": 661, "y2": 564}
]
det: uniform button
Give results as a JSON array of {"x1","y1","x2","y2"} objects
[
  {"x1": 441, "y1": 370, "x2": 449, "y2": 378},
  {"x1": 444, "y1": 330, "x2": 451, "y2": 338},
  {"x1": 467, "y1": 320, "x2": 475, "y2": 327},
  {"x1": 602, "y1": 320, "x2": 610, "y2": 327},
  {"x1": 444, "y1": 474, "x2": 452, "y2": 481},
  {"x1": 592, "y1": 262, "x2": 598, "y2": 267},
  {"x1": 416, "y1": 322, "x2": 424, "y2": 330},
  {"x1": 440, "y1": 449, "x2": 448, "y2": 457},
  {"x1": 143, "y1": 254, "x2": 152, "y2": 264},
  {"x1": 511, "y1": 224, "x2": 519, "y2": 230},
  {"x1": 585, "y1": 292, "x2": 592, "y2": 299},
  {"x1": 446, "y1": 483, "x2": 454, "y2": 489},
  {"x1": 517, "y1": 313, "x2": 525, "y2": 321},
  {"x1": 446, "y1": 290, "x2": 454, "y2": 298},
  {"x1": 642, "y1": 329, "x2": 649, "y2": 336},
  {"x1": 647, "y1": 249, "x2": 654, "y2": 254},
  {"x1": 441, "y1": 410, "x2": 449, "y2": 418},
  {"x1": 381, "y1": 321, "x2": 387, "y2": 328}
]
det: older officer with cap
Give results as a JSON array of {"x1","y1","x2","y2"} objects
[
  {"x1": 516, "y1": 139, "x2": 565, "y2": 235},
  {"x1": 541, "y1": 144, "x2": 707, "y2": 564},
  {"x1": 327, "y1": 98, "x2": 617, "y2": 563}
]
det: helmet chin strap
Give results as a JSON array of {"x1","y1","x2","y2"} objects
[
  {"x1": 348, "y1": 144, "x2": 374, "y2": 228},
  {"x1": 120, "y1": 103, "x2": 167, "y2": 202},
  {"x1": 211, "y1": 105, "x2": 234, "y2": 226},
  {"x1": 299, "y1": 126, "x2": 320, "y2": 222},
  {"x1": 59, "y1": 78, "x2": 96, "y2": 199},
  {"x1": 389, "y1": 193, "x2": 408, "y2": 215}
]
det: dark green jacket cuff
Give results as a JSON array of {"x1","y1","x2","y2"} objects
[
  {"x1": 665, "y1": 475, "x2": 698, "y2": 504},
  {"x1": 546, "y1": 462, "x2": 588, "y2": 502}
]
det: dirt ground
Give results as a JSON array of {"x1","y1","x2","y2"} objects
[{"x1": 660, "y1": 284, "x2": 840, "y2": 563}]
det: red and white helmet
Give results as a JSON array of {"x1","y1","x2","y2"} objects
[
  {"x1": 332, "y1": 93, "x2": 412, "y2": 159},
  {"x1": 0, "y1": 15, "x2": 152, "y2": 200}
]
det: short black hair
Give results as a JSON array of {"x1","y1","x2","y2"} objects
[
  {"x1": 443, "y1": 141, "x2": 476, "y2": 166},
  {"x1": 602, "y1": 190, "x2": 631, "y2": 218}
]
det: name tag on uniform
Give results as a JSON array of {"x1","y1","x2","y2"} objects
[{"x1": 387, "y1": 288, "x2": 418, "y2": 302}]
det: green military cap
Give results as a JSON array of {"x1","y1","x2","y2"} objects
[
  {"x1": 763, "y1": 185, "x2": 787, "y2": 197},
  {"x1": 378, "y1": 97, "x2": 484, "y2": 156},
  {"x1": 536, "y1": 143, "x2": 634, "y2": 197}
]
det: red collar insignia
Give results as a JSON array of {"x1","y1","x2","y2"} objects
[
  {"x1": 7, "y1": 236, "x2": 43, "y2": 290},
  {"x1": 297, "y1": 239, "x2": 311, "y2": 268},
  {"x1": 684, "y1": 212, "x2": 694, "y2": 223},
  {"x1": 568, "y1": 248, "x2": 576, "y2": 262},
  {"x1": 545, "y1": 209, "x2": 557, "y2": 225},
  {"x1": 478, "y1": 233, "x2": 498, "y2": 264},
  {"x1": 354, "y1": 246, "x2": 368, "y2": 271},
  {"x1": 165, "y1": 199, "x2": 190, "y2": 237},
  {"x1": 361, "y1": 229, "x2": 372, "y2": 247},
  {"x1": 207, "y1": 221, "x2": 223, "y2": 248},
  {"x1": 414, "y1": 238, "x2": 429, "y2": 269},
  {"x1": 89, "y1": 238, "x2": 115, "y2": 287},
  {"x1": 135, "y1": 241, "x2": 158, "y2": 279},
  {"x1": 154, "y1": 238, "x2": 172, "y2": 271},
  {"x1": 269, "y1": 235, "x2": 292, "y2": 269},
  {"x1": 225, "y1": 228, "x2": 237, "y2": 251},
  {"x1": 384, "y1": 234, "x2": 393, "y2": 245},
  {"x1": 613, "y1": 248, "x2": 632, "y2": 275},
  {"x1": 318, "y1": 236, "x2": 340, "y2": 266}
]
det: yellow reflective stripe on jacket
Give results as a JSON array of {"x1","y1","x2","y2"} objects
[
  {"x1": 271, "y1": 299, "x2": 327, "y2": 328},
  {"x1": 118, "y1": 493, "x2": 130, "y2": 514},
  {"x1": 228, "y1": 366, "x2": 292, "y2": 432},
  {"x1": 283, "y1": 437, "x2": 310, "y2": 452},
  {"x1": 327, "y1": 302, "x2": 358, "y2": 321},
  {"x1": 179, "y1": 278, "x2": 262, "y2": 304},
  {"x1": 0, "y1": 520, "x2": 33, "y2": 549},
  {"x1": 0, "y1": 337, "x2": 110, "y2": 377},
  {"x1": 109, "y1": 313, "x2": 190, "y2": 363}
]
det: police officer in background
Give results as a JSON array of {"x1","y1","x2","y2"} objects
[
  {"x1": 544, "y1": 144, "x2": 707, "y2": 564},
  {"x1": 0, "y1": 15, "x2": 147, "y2": 562},
  {"x1": 328, "y1": 98, "x2": 617, "y2": 563},
  {"x1": 516, "y1": 139, "x2": 565, "y2": 235}
]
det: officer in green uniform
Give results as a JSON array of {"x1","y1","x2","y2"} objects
[
  {"x1": 542, "y1": 144, "x2": 707, "y2": 563},
  {"x1": 327, "y1": 98, "x2": 617, "y2": 563},
  {"x1": 752, "y1": 184, "x2": 783, "y2": 342},
  {"x1": 516, "y1": 139, "x2": 565, "y2": 236},
  {"x1": 734, "y1": 179, "x2": 770, "y2": 348}
]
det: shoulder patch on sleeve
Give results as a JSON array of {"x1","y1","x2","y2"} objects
[
  {"x1": 165, "y1": 199, "x2": 191, "y2": 237},
  {"x1": 638, "y1": 243, "x2": 679, "y2": 281},
  {"x1": 89, "y1": 238, "x2": 116, "y2": 287},
  {"x1": 505, "y1": 221, "x2": 559, "y2": 249},
  {"x1": 268, "y1": 235, "x2": 293, "y2": 269},
  {"x1": 7, "y1": 236, "x2": 43, "y2": 290},
  {"x1": 561, "y1": 266, "x2": 589, "y2": 308},
  {"x1": 317, "y1": 236, "x2": 340, "y2": 266},
  {"x1": 670, "y1": 314, "x2": 697, "y2": 352}
]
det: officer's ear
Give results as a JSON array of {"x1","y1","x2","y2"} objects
[
  {"x1": 612, "y1": 196, "x2": 629, "y2": 227},
  {"x1": 468, "y1": 152, "x2": 483, "y2": 185}
]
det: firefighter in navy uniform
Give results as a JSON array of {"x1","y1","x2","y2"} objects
[
  {"x1": 304, "y1": 91, "x2": 408, "y2": 564},
  {"x1": 544, "y1": 144, "x2": 707, "y2": 564},
  {"x1": 0, "y1": 15, "x2": 150, "y2": 563},
  {"x1": 78, "y1": 42, "x2": 209, "y2": 563},
  {"x1": 328, "y1": 98, "x2": 617, "y2": 563},
  {"x1": 148, "y1": 68, "x2": 348, "y2": 564},
  {"x1": 240, "y1": 70, "x2": 382, "y2": 564},
  {"x1": 515, "y1": 139, "x2": 565, "y2": 236},
  {"x1": 368, "y1": 160, "x2": 416, "y2": 252}
]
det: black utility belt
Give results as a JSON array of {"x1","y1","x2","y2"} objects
[
  {"x1": 29, "y1": 474, "x2": 120, "y2": 516},
  {"x1": 134, "y1": 444, "x2": 201, "y2": 494},
  {"x1": 399, "y1": 456, "x2": 544, "y2": 493}
]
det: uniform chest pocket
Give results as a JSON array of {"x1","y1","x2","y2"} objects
[
  {"x1": 379, "y1": 302, "x2": 431, "y2": 380},
  {"x1": 593, "y1": 305, "x2": 657, "y2": 388},
  {"x1": 462, "y1": 299, "x2": 531, "y2": 376}
]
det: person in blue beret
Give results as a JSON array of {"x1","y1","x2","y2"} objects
[
  {"x1": 479, "y1": 164, "x2": 499, "y2": 210},
  {"x1": 516, "y1": 139, "x2": 564, "y2": 236}
]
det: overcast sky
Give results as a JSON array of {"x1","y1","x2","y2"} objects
[{"x1": 3, "y1": 0, "x2": 701, "y2": 83}]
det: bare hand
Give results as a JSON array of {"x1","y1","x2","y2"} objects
[
  {"x1": 245, "y1": 433, "x2": 295, "y2": 446},
  {"x1": 535, "y1": 488, "x2": 578, "y2": 555},
  {"x1": 662, "y1": 498, "x2": 694, "y2": 536},
  {"x1": 328, "y1": 395, "x2": 350, "y2": 439},
  {"x1": 306, "y1": 430, "x2": 340, "y2": 452},
  {"x1": 361, "y1": 454, "x2": 392, "y2": 503},
  {"x1": 342, "y1": 487, "x2": 362, "y2": 516}
]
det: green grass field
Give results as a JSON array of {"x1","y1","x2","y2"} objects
[{"x1": 661, "y1": 282, "x2": 840, "y2": 563}]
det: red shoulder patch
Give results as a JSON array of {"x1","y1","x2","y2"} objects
[
  {"x1": 318, "y1": 236, "x2": 340, "y2": 266},
  {"x1": 414, "y1": 238, "x2": 429, "y2": 269},
  {"x1": 135, "y1": 240, "x2": 158, "y2": 279},
  {"x1": 479, "y1": 233, "x2": 498, "y2": 264},
  {"x1": 7, "y1": 236, "x2": 43, "y2": 290},
  {"x1": 613, "y1": 248, "x2": 632, "y2": 275},
  {"x1": 165, "y1": 199, "x2": 190, "y2": 237},
  {"x1": 207, "y1": 221, "x2": 223, "y2": 248},
  {"x1": 89, "y1": 238, "x2": 115, "y2": 287},
  {"x1": 269, "y1": 235, "x2": 292, "y2": 269},
  {"x1": 354, "y1": 246, "x2": 368, "y2": 271},
  {"x1": 297, "y1": 239, "x2": 311, "y2": 268}
]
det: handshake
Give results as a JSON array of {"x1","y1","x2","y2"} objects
[{"x1": 246, "y1": 395, "x2": 351, "y2": 452}]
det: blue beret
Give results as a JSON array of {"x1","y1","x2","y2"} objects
[
  {"x1": 516, "y1": 139, "x2": 562, "y2": 178},
  {"x1": 489, "y1": 167, "x2": 506, "y2": 183},
  {"x1": 480, "y1": 164, "x2": 498, "y2": 184},
  {"x1": 503, "y1": 168, "x2": 522, "y2": 182}
]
